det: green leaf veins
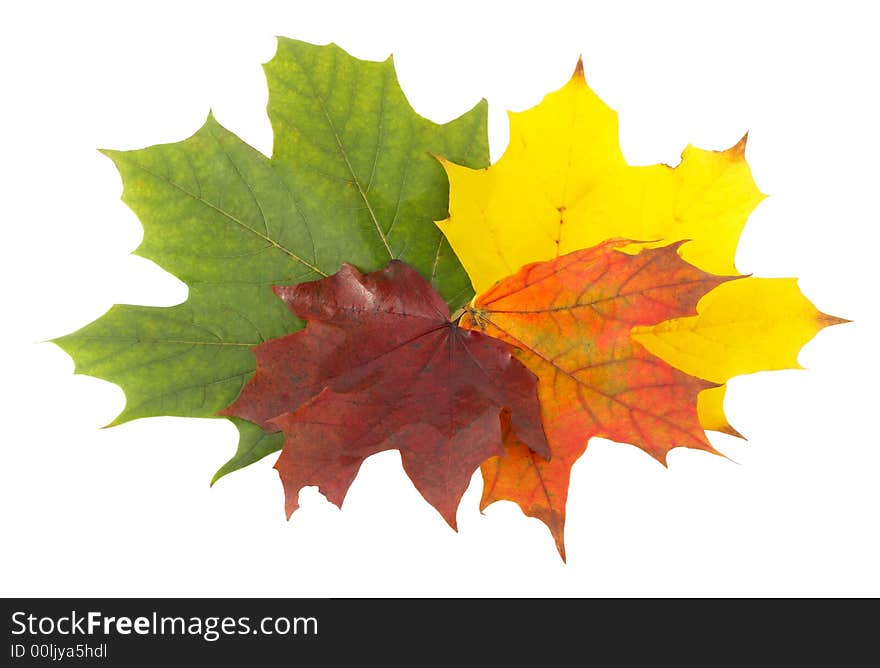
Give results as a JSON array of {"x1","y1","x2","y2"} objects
[{"x1": 53, "y1": 38, "x2": 489, "y2": 481}]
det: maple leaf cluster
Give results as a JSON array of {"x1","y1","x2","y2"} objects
[{"x1": 54, "y1": 39, "x2": 845, "y2": 559}]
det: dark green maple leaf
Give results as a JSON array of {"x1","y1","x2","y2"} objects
[{"x1": 53, "y1": 38, "x2": 489, "y2": 482}]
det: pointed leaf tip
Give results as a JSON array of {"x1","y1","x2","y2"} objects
[
  {"x1": 572, "y1": 55, "x2": 585, "y2": 80},
  {"x1": 728, "y1": 132, "x2": 749, "y2": 159},
  {"x1": 818, "y1": 312, "x2": 851, "y2": 327},
  {"x1": 721, "y1": 424, "x2": 746, "y2": 440}
]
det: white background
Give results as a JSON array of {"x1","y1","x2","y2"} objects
[{"x1": 2, "y1": 0, "x2": 877, "y2": 597}]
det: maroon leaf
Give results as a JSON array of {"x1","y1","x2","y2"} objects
[{"x1": 221, "y1": 261, "x2": 548, "y2": 527}]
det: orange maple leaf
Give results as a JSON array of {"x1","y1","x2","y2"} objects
[{"x1": 461, "y1": 240, "x2": 732, "y2": 559}]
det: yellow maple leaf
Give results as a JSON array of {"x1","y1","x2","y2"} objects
[
  {"x1": 438, "y1": 60, "x2": 843, "y2": 434},
  {"x1": 633, "y1": 278, "x2": 848, "y2": 434}
]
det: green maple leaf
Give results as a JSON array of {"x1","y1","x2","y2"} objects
[{"x1": 53, "y1": 38, "x2": 489, "y2": 482}]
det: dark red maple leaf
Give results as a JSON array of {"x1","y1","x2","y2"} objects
[{"x1": 221, "y1": 261, "x2": 549, "y2": 527}]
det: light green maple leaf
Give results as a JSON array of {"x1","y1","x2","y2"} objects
[{"x1": 53, "y1": 38, "x2": 489, "y2": 482}]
